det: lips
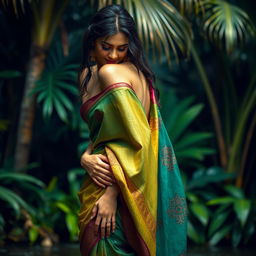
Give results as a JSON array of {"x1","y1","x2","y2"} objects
[{"x1": 105, "y1": 59, "x2": 117, "y2": 64}]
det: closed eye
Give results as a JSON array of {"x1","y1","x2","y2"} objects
[
  {"x1": 118, "y1": 48, "x2": 127, "y2": 52},
  {"x1": 102, "y1": 45, "x2": 111, "y2": 51},
  {"x1": 101, "y1": 43, "x2": 128, "y2": 52}
]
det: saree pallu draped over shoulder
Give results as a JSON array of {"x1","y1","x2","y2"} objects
[{"x1": 78, "y1": 82, "x2": 187, "y2": 256}]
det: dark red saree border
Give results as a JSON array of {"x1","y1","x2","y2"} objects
[
  {"x1": 80, "y1": 82, "x2": 135, "y2": 121},
  {"x1": 80, "y1": 219, "x2": 101, "y2": 256},
  {"x1": 79, "y1": 197, "x2": 150, "y2": 256}
]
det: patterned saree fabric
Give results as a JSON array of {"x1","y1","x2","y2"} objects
[{"x1": 79, "y1": 82, "x2": 187, "y2": 256}]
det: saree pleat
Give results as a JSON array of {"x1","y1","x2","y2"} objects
[{"x1": 79, "y1": 82, "x2": 187, "y2": 256}]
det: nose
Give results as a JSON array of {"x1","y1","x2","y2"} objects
[{"x1": 109, "y1": 49, "x2": 118, "y2": 60}]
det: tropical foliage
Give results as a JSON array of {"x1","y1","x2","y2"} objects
[
  {"x1": 0, "y1": 161, "x2": 84, "y2": 245},
  {"x1": 0, "y1": 0, "x2": 255, "y2": 248},
  {"x1": 185, "y1": 168, "x2": 256, "y2": 246},
  {"x1": 159, "y1": 86, "x2": 215, "y2": 169}
]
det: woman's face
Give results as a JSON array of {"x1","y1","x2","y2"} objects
[{"x1": 91, "y1": 32, "x2": 129, "y2": 68}]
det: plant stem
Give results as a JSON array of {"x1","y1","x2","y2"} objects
[
  {"x1": 236, "y1": 111, "x2": 256, "y2": 188},
  {"x1": 191, "y1": 44, "x2": 227, "y2": 168},
  {"x1": 228, "y1": 88, "x2": 256, "y2": 173}
]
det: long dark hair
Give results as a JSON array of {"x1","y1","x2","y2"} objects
[{"x1": 79, "y1": 4, "x2": 157, "y2": 99}]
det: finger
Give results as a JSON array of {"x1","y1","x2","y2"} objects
[
  {"x1": 97, "y1": 167, "x2": 116, "y2": 183},
  {"x1": 97, "y1": 165, "x2": 113, "y2": 177},
  {"x1": 98, "y1": 154, "x2": 109, "y2": 163},
  {"x1": 106, "y1": 219, "x2": 111, "y2": 237},
  {"x1": 91, "y1": 203, "x2": 98, "y2": 219},
  {"x1": 98, "y1": 161, "x2": 112, "y2": 171},
  {"x1": 96, "y1": 176, "x2": 113, "y2": 186},
  {"x1": 96, "y1": 172, "x2": 114, "y2": 183},
  {"x1": 101, "y1": 218, "x2": 106, "y2": 238},
  {"x1": 92, "y1": 177, "x2": 106, "y2": 188},
  {"x1": 111, "y1": 215, "x2": 116, "y2": 233},
  {"x1": 94, "y1": 214, "x2": 101, "y2": 236}
]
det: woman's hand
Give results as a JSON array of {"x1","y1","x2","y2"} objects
[
  {"x1": 80, "y1": 151, "x2": 115, "y2": 188},
  {"x1": 91, "y1": 185, "x2": 119, "y2": 238}
]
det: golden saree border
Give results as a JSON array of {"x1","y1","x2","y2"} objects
[
  {"x1": 106, "y1": 147, "x2": 156, "y2": 239},
  {"x1": 79, "y1": 82, "x2": 160, "y2": 255}
]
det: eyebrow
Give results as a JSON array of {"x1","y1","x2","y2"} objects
[{"x1": 101, "y1": 41, "x2": 128, "y2": 47}]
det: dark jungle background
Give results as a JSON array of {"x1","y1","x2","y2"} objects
[{"x1": 0, "y1": 0, "x2": 255, "y2": 249}]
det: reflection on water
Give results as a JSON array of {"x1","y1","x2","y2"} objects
[
  {"x1": 1, "y1": 244, "x2": 255, "y2": 256},
  {"x1": 0, "y1": 244, "x2": 80, "y2": 256},
  {"x1": 189, "y1": 246, "x2": 256, "y2": 256}
]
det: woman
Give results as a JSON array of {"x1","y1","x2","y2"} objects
[{"x1": 78, "y1": 4, "x2": 187, "y2": 256}]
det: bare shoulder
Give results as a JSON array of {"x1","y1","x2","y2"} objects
[{"x1": 98, "y1": 63, "x2": 133, "y2": 89}]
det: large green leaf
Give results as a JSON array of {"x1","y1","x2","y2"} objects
[
  {"x1": 186, "y1": 192, "x2": 200, "y2": 203},
  {"x1": 224, "y1": 185, "x2": 244, "y2": 199},
  {"x1": 0, "y1": 172, "x2": 45, "y2": 187},
  {"x1": 53, "y1": 97, "x2": 68, "y2": 122},
  {"x1": 0, "y1": 186, "x2": 20, "y2": 216},
  {"x1": 55, "y1": 201, "x2": 71, "y2": 214},
  {"x1": 0, "y1": 186, "x2": 35, "y2": 216},
  {"x1": 175, "y1": 132, "x2": 213, "y2": 150},
  {"x1": 66, "y1": 213, "x2": 79, "y2": 241},
  {"x1": 232, "y1": 221, "x2": 242, "y2": 247},
  {"x1": 171, "y1": 104, "x2": 204, "y2": 140},
  {"x1": 202, "y1": 0, "x2": 256, "y2": 52},
  {"x1": 28, "y1": 227, "x2": 39, "y2": 244},
  {"x1": 67, "y1": 168, "x2": 85, "y2": 198},
  {"x1": 162, "y1": 96, "x2": 194, "y2": 132},
  {"x1": 208, "y1": 209, "x2": 230, "y2": 237},
  {"x1": 244, "y1": 222, "x2": 255, "y2": 243},
  {"x1": 160, "y1": 92, "x2": 214, "y2": 165},
  {"x1": 187, "y1": 167, "x2": 234, "y2": 190},
  {"x1": 177, "y1": 147, "x2": 215, "y2": 160},
  {"x1": 207, "y1": 196, "x2": 235, "y2": 205},
  {"x1": 187, "y1": 220, "x2": 205, "y2": 243},
  {"x1": 190, "y1": 202, "x2": 210, "y2": 226},
  {"x1": 234, "y1": 199, "x2": 251, "y2": 227},
  {"x1": 209, "y1": 224, "x2": 232, "y2": 245}
]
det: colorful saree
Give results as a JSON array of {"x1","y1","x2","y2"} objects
[{"x1": 78, "y1": 82, "x2": 187, "y2": 256}]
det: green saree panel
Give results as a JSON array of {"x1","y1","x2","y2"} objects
[{"x1": 79, "y1": 82, "x2": 187, "y2": 256}]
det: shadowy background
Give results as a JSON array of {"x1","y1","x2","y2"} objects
[{"x1": 0, "y1": 0, "x2": 255, "y2": 252}]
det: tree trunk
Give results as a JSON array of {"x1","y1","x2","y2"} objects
[{"x1": 14, "y1": 45, "x2": 46, "y2": 171}]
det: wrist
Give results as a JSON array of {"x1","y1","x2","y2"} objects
[
  {"x1": 80, "y1": 151, "x2": 90, "y2": 167},
  {"x1": 105, "y1": 184, "x2": 119, "y2": 198}
]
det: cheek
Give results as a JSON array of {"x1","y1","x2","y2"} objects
[
  {"x1": 120, "y1": 50, "x2": 128, "y2": 58},
  {"x1": 99, "y1": 50, "x2": 108, "y2": 57},
  {"x1": 95, "y1": 49, "x2": 107, "y2": 59}
]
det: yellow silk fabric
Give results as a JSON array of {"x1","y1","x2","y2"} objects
[{"x1": 79, "y1": 87, "x2": 159, "y2": 255}]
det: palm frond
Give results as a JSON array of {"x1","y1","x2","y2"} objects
[
  {"x1": 31, "y1": 0, "x2": 69, "y2": 47},
  {"x1": 0, "y1": 0, "x2": 32, "y2": 15},
  {"x1": 30, "y1": 40, "x2": 79, "y2": 122},
  {"x1": 202, "y1": 0, "x2": 256, "y2": 52},
  {"x1": 174, "y1": 0, "x2": 205, "y2": 15},
  {"x1": 95, "y1": 0, "x2": 192, "y2": 64}
]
